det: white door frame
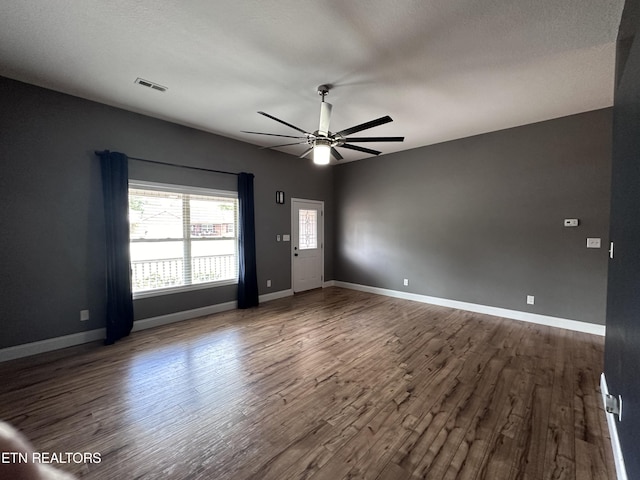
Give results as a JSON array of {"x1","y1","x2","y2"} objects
[{"x1": 291, "y1": 198, "x2": 324, "y2": 293}]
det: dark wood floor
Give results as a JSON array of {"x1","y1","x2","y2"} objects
[{"x1": 0, "y1": 287, "x2": 614, "y2": 479}]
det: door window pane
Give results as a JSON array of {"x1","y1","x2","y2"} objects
[{"x1": 299, "y1": 209, "x2": 318, "y2": 250}]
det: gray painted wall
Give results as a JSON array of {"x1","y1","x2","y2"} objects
[
  {"x1": 0, "y1": 76, "x2": 333, "y2": 348},
  {"x1": 0, "y1": 73, "x2": 613, "y2": 351},
  {"x1": 334, "y1": 109, "x2": 612, "y2": 324}
]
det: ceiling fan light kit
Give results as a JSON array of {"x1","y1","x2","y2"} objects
[
  {"x1": 243, "y1": 85, "x2": 404, "y2": 165},
  {"x1": 313, "y1": 138, "x2": 331, "y2": 165}
]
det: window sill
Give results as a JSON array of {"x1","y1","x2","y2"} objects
[{"x1": 132, "y1": 278, "x2": 238, "y2": 300}]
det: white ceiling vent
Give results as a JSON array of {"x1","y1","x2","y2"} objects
[{"x1": 134, "y1": 78, "x2": 167, "y2": 92}]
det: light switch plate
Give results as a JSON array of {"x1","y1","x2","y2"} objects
[
  {"x1": 586, "y1": 238, "x2": 601, "y2": 248},
  {"x1": 283, "y1": 234, "x2": 290, "y2": 242}
]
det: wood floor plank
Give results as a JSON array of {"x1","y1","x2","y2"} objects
[
  {"x1": 0, "y1": 287, "x2": 614, "y2": 480},
  {"x1": 543, "y1": 329, "x2": 576, "y2": 480}
]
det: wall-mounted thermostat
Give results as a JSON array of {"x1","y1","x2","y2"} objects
[{"x1": 564, "y1": 218, "x2": 579, "y2": 227}]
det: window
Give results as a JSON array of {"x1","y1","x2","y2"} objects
[
  {"x1": 128, "y1": 181, "x2": 238, "y2": 297},
  {"x1": 298, "y1": 209, "x2": 318, "y2": 249}
]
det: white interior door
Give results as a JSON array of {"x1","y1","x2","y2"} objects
[{"x1": 292, "y1": 199, "x2": 324, "y2": 293}]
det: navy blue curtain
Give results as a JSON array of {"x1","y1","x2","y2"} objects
[
  {"x1": 237, "y1": 172, "x2": 259, "y2": 308},
  {"x1": 97, "y1": 151, "x2": 134, "y2": 344}
]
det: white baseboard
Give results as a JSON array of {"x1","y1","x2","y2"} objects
[
  {"x1": 323, "y1": 280, "x2": 336, "y2": 288},
  {"x1": 131, "y1": 300, "x2": 238, "y2": 332},
  {"x1": 259, "y1": 289, "x2": 293, "y2": 302},
  {"x1": 0, "y1": 328, "x2": 107, "y2": 363},
  {"x1": 333, "y1": 281, "x2": 606, "y2": 336},
  {"x1": 0, "y1": 290, "x2": 295, "y2": 363},
  {"x1": 600, "y1": 373, "x2": 628, "y2": 480}
]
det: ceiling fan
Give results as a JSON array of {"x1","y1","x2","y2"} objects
[{"x1": 242, "y1": 85, "x2": 404, "y2": 165}]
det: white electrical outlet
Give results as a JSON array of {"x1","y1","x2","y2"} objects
[
  {"x1": 266, "y1": 279, "x2": 271, "y2": 288},
  {"x1": 403, "y1": 279, "x2": 409, "y2": 286},
  {"x1": 80, "y1": 310, "x2": 90, "y2": 321},
  {"x1": 527, "y1": 295, "x2": 535, "y2": 305}
]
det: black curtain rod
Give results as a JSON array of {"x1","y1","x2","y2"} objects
[{"x1": 94, "y1": 151, "x2": 239, "y2": 176}]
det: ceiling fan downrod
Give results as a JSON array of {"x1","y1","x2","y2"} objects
[{"x1": 317, "y1": 85, "x2": 332, "y2": 137}]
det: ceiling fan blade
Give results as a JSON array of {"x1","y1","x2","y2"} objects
[
  {"x1": 299, "y1": 147, "x2": 313, "y2": 159},
  {"x1": 242, "y1": 131, "x2": 306, "y2": 139},
  {"x1": 260, "y1": 141, "x2": 308, "y2": 150},
  {"x1": 258, "y1": 111, "x2": 309, "y2": 134},
  {"x1": 335, "y1": 115, "x2": 393, "y2": 137},
  {"x1": 331, "y1": 147, "x2": 343, "y2": 161},
  {"x1": 340, "y1": 143, "x2": 382, "y2": 156},
  {"x1": 318, "y1": 102, "x2": 332, "y2": 136},
  {"x1": 344, "y1": 136, "x2": 404, "y2": 142}
]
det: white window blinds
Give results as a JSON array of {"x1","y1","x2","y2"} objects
[{"x1": 128, "y1": 181, "x2": 238, "y2": 296}]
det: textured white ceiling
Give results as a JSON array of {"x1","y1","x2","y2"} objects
[{"x1": 0, "y1": 0, "x2": 624, "y2": 163}]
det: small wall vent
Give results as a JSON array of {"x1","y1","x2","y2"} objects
[{"x1": 134, "y1": 78, "x2": 167, "y2": 92}]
